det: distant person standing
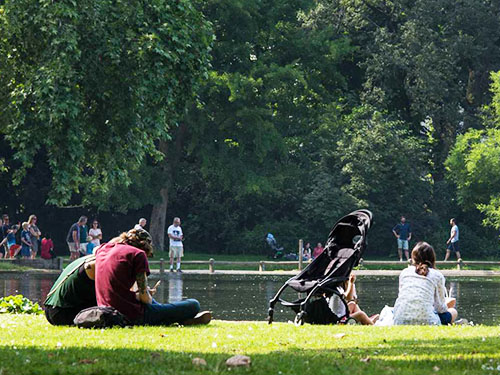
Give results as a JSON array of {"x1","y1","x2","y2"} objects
[
  {"x1": 67, "y1": 216, "x2": 87, "y2": 260},
  {"x1": 392, "y1": 216, "x2": 412, "y2": 261},
  {"x1": 134, "y1": 218, "x2": 147, "y2": 231},
  {"x1": 20, "y1": 222, "x2": 32, "y2": 259},
  {"x1": 89, "y1": 220, "x2": 102, "y2": 247},
  {"x1": 303, "y1": 242, "x2": 312, "y2": 260},
  {"x1": 28, "y1": 215, "x2": 41, "y2": 259},
  {"x1": 79, "y1": 219, "x2": 89, "y2": 256},
  {"x1": 444, "y1": 218, "x2": 461, "y2": 261},
  {"x1": 168, "y1": 217, "x2": 184, "y2": 272},
  {"x1": 2, "y1": 214, "x2": 11, "y2": 257}
]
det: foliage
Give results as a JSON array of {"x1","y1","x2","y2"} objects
[
  {"x1": 447, "y1": 72, "x2": 500, "y2": 231},
  {"x1": 1, "y1": 314, "x2": 500, "y2": 374},
  {"x1": 0, "y1": 295, "x2": 43, "y2": 314},
  {"x1": 0, "y1": 0, "x2": 213, "y2": 206}
]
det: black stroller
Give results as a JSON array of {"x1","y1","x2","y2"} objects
[{"x1": 268, "y1": 209, "x2": 373, "y2": 325}]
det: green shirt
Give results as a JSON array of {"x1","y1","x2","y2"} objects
[
  {"x1": 44, "y1": 255, "x2": 96, "y2": 309},
  {"x1": 80, "y1": 225, "x2": 88, "y2": 244}
]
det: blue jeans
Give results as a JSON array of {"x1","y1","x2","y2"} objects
[{"x1": 142, "y1": 299, "x2": 200, "y2": 326}]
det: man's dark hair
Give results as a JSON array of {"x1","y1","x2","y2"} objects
[{"x1": 450, "y1": 218, "x2": 456, "y2": 224}]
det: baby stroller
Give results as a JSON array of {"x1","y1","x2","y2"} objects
[{"x1": 267, "y1": 209, "x2": 372, "y2": 325}]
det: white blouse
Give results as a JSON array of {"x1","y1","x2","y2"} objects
[{"x1": 393, "y1": 266, "x2": 448, "y2": 325}]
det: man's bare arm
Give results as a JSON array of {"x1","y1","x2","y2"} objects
[{"x1": 136, "y1": 272, "x2": 152, "y2": 305}]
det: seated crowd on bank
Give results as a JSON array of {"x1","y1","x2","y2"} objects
[{"x1": 45, "y1": 228, "x2": 210, "y2": 326}]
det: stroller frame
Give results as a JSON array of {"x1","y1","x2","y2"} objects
[{"x1": 267, "y1": 209, "x2": 373, "y2": 325}]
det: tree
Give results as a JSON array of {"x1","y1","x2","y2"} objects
[
  {"x1": 0, "y1": 0, "x2": 213, "y2": 207},
  {"x1": 447, "y1": 72, "x2": 500, "y2": 230}
]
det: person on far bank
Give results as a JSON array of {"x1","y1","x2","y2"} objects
[
  {"x1": 134, "y1": 218, "x2": 147, "y2": 231},
  {"x1": 392, "y1": 216, "x2": 412, "y2": 261},
  {"x1": 20, "y1": 222, "x2": 32, "y2": 259},
  {"x1": 28, "y1": 215, "x2": 41, "y2": 259},
  {"x1": 168, "y1": 217, "x2": 184, "y2": 272},
  {"x1": 67, "y1": 216, "x2": 87, "y2": 260},
  {"x1": 444, "y1": 218, "x2": 461, "y2": 261}
]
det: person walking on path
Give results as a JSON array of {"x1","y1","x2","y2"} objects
[
  {"x1": 392, "y1": 216, "x2": 412, "y2": 261},
  {"x1": 444, "y1": 218, "x2": 461, "y2": 261},
  {"x1": 168, "y1": 217, "x2": 184, "y2": 272},
  {"x1": 67, "y1": 216, "x2": 87, "y2": 260},
  {"x1": 134, "y1": 218, "x2": 147, "y2": 231},
  {"x1": 28, "y1": 215, "x2": 41, "y2": 259}
]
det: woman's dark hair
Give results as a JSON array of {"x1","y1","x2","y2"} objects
[
  {"x1": 92, "y1": 219, "x2": 100, "y2": 228},
  {"x1": 411, "y1": 242, "x2": 436, "y2": 276},
  {"x1": 115, "y1": 228, "x2": 153, "y2": 257}
]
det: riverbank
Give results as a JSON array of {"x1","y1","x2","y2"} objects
[{"x1": 0, "y1": 314, "x2": 498, "y2": 375}]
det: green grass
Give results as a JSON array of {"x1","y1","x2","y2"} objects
[
  {"x1": 0, "y1": 262, "x2": 32, "y2": 271},
  {"x1": 0, "y1": 314, "x2": 499, "y2": 374}
]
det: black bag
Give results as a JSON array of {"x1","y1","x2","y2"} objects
[
  {"x1": 304, "y1": 297, "x2": 342, "y2": 325},
  {"x1": 73, "y1": 306, "x2": 130, "y2": 328}
]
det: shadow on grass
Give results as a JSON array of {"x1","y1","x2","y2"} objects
[{"x1": 0, "y1": 335, "x2": 499, "y2": 375}]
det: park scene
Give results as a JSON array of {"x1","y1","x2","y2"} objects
[{"x1": 2, "y1": 0, "x2": 500, "y2": 374}]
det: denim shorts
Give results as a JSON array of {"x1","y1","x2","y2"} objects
[
  {"x1": 447, "y1": 241, "x2": 459, "y2": 252},
  {"x1": 438, "y1": 311, "x2": 452, "y2": 325},
  {"x1": 397, "y1": 238, "x2": 409, "y2": 250}
]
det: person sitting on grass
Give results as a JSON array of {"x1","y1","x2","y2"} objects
[
  {"x1": 95, "y1": 228, "x2": 211, "y2": 326},
  {"x1": 344, "y1": 273, "x2": 379, "y2": 325},
  {"x1": 393, "y1": 241, "x2": 458, "y2": 325},
  {"x1": 44, "y1": 254, "x2": 97, "y2": 325}
]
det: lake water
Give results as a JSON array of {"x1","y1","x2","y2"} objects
[{"x1": 0, "y1": 273, "x2": 498, "y2": 325}]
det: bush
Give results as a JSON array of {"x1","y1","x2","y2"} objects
[{"x1": 0, "y1": 295, "x2": 43, "y2": 314}]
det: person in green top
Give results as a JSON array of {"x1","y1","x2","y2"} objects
[{"x1": 44, "y1": 255, "x2": 97, "y2": 325}]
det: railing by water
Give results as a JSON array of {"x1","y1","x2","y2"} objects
[{"x1": 57, "y1": 257, "x2": 494, "y2": 273}]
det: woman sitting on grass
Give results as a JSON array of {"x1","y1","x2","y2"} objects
[
  {"x1": 95, "y1": 228, "x2": 211, "y2": 326},
  {"x1": 393, "y1": 241, "x2": 458, "y2": 325},
  {"x1": 44, "y1": 254, "x2": 97, "y2": 325}
]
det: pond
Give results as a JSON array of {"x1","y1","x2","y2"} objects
[{"x1": 0, "y1": 273, "x2": 498, "y2": 325}]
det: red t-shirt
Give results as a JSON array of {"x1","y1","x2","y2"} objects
[
  {"x1": 40, "y1": 238, "x2": 54, "y2": 259},
  {"x1": 95, "y1": 242, "x2": 150, "y2": 321}
]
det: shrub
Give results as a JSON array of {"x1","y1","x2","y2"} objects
[{"x1": 0, "y1": 295, "x2": 43, "y2": 314}]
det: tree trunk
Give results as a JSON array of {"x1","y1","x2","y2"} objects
[
  {"x1": 149, "y1": 121, "x2": 188, "y2": 252},
  {"x1": 150, "y1": 140, "x2": 170, "y2": 251},
  {"x1": 150, "y1": 186, "x2": 168, "y2": 251}
]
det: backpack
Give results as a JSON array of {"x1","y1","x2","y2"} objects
[
  {"x1": 304, "y1": 297, "x2": 343, "y2": 325},
  {"x1": 73, "y1": 306, "x2": 130, "y2": 328}
]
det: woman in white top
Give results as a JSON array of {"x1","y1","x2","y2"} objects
[
  {"x1": 88, "y1": 220, "x2": 102, "y2": 247},
  {"x1": 393, "y1": 242, "x2": 458, "y2": 325}
]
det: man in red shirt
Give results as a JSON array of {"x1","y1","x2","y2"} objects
[{"x1": 95, "y1": 229, "x2": 210, "y2": 325}]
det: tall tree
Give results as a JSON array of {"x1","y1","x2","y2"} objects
[{"x1": 0, "y1": 0, "x2": 212, "y2": 208}]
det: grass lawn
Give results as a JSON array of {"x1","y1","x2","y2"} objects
[
  {"x1": 1, "y1": 314, "x2": 500, "y2": 374},
  {"x1": 0, "y1": 262, "x2": 32, "y2": 271}
]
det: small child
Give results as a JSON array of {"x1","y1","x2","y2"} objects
[
  {"x1": 20, "y1": 222, "x2": 32, "y2": 259},
  {"x1": 0, "y1": 225, "x2": 21, "y2": 258},
  {"x1": 85, "y1": 236, "x2": 95, "y2": 255}
]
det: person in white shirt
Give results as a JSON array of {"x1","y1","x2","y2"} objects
[
  {"x1": 89, "y1": 220, "x2": 102, "y2": 247},
  {"x1": 444, "y1": 218, "x2": 461, "y2": 261},
  {"x1": 393, "y1": 242, "x2": 458, "y2": 325},
  {"x1": 168, "y1": 217, "x2": 184, "y2": 272},
  {"x1": 134, "y1": 218, "x2": 147, "y2": 231}
]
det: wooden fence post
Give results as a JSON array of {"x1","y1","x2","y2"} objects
[
  {"x1": 58, "y1": 257, "x2": 64, "y2": 271},
  {"x1": 298, "y1": 239, "x2": 303, "y2": 271},
  {"x1": 457, "y1": 259, "x2": 463, "y2": 271},
  {"x1": 159, "y1": 258, "x2": 165, "y2": 275},
  {"x1": 209, "y1": 258, "x2": 215, "y2": 273},
  {"x1": 259, "y1": 261, "x2": 265, "y2": 272}
]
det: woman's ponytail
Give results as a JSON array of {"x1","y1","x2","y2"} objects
[{"x1": 411, "y1": 243, "x2": 436, "y2": 277}]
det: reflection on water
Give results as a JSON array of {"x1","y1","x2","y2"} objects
[{"x1": 1, "y1": 273, "x2": 499, "y2": 325}]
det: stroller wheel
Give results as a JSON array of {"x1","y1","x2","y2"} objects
[
  {"x1": 346, "y1": 317, "x2": 357, "y2": 325},
  {"x1": 294, "y1": 312, "x2": 306, "y2": 326}
]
